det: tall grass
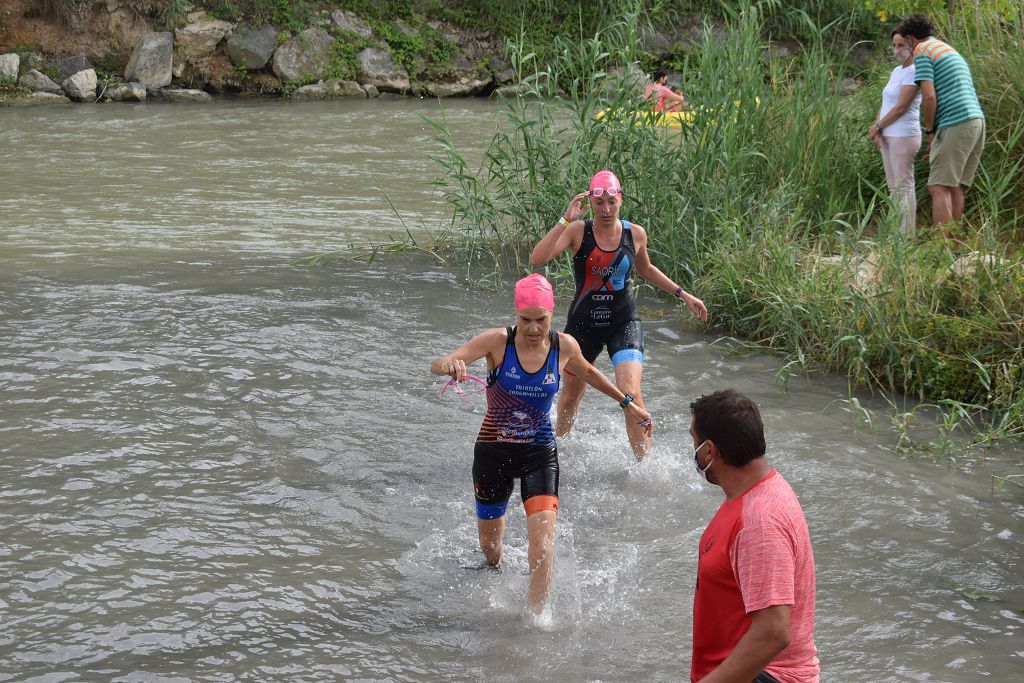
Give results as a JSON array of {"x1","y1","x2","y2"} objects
[{"x1": 427, "y1": 0, "x2": 1024, "y2": 451}]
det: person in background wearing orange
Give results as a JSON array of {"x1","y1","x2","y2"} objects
[{"x1": 644, "y1": 68, "x2": 688, "y2": 112}]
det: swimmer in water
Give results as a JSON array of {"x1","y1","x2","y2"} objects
[
  {"x1": 431, "y1": 273, "x2": 653, "y2": 615},
  {"x1": 530, "y1": 169, "x2": 708, "y2": 461}
]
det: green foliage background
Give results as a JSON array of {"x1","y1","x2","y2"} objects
[{"x1": 425, "y1": 0, "x2": 1023, "y2": 452}]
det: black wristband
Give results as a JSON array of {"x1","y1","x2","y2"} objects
[
  {"x1": 674, "y1": 286, "x2": 684, "y2": 298},
  {"x1": 620, "y1": 393, "x2": 634, "y2": 409},
  {"x1": 925, "y1": 128, "x2": 936, "y2": 135}
]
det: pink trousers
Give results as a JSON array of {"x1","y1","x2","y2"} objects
[{"x1": 879, "y1": 135, "x2": 922, "y2": 237}]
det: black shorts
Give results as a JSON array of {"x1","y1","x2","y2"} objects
[
  {"x1": 565, "y1": 318, "x2": 644, "y2": 366},
  {"x1": 472, "y1": 442, "x2": 559, "y2": 519}
]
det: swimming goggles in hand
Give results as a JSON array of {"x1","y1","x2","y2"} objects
[{"x1": 440, "y1": 375, "x2": 487, "y2": 400}]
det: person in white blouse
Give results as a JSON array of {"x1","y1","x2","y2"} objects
[{"x1": 869, "y1": 30, "x2": 923, "y2": 237}]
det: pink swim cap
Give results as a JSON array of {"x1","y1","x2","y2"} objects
[
  {"x1": 589, "y1": 169, "x2": 622, "y2": 194},
  {"x1": 514, "y1": 274, "x2": 555, "y2": 312}
]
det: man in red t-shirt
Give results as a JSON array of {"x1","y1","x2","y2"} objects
[
  {"x1": 688, "y1": 389, "x2": 819, "y2": 682},
  {"x1": 644, "y1": 68, "x2": 688, "y2": 112}
]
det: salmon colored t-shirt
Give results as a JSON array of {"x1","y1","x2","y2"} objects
[
  {"x1": 691, "y1": 470, "x2": 820, "y2": 682},
  {"x1": 644, "y1": 82, "x2": 675, "y2": 112}
]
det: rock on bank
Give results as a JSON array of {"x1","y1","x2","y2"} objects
[{"x1": 0, "y1": 3, "x2": 516, "y2": 105}]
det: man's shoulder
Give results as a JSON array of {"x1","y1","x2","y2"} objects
[{"x1": 742, "y1": 472, "x2": 806, "y2": 523}]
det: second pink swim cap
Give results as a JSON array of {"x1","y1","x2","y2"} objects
[
  {"x1": 589, "y1": 169, "x2": 622, "y2": 194},
  {"x1": 514, "y1": 274, "x2": 555, "y2": 311}
]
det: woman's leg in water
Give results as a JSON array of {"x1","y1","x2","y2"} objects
[
  {"x1": 555, "y1": 371, "x2": 587, "y2": 437},
  {"x1": 525, "y1": 509, "x2": 557, "y2": 614},
  {"x1": 614, "y1": 360, "x2": 649, "y2": 460},
  {"x1": 472, "y1": 447, "x2": 514, "y2": 566},
  {"x1": 477, "y1": 517, "x2": 504, "y2": 565}
]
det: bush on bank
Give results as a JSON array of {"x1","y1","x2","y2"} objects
[{"x1": 427, "y1": 1, "x2": 1024, "y2": 450}]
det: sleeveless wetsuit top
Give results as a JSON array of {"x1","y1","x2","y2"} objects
[
  {"x1": 476, "y1": 326, "x2": 560, "y2": 447},
  {"x1": 567, "y1": 219, "x2": 640, "y2": 330}
]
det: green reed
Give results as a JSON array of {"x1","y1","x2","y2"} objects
[{"x1": 426, "y1": 0, "x2": 1024, "y2": 452}]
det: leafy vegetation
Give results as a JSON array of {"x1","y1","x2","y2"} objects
[{"x1": 426, "y1": 0, "x2": 1024, "y2": 453}]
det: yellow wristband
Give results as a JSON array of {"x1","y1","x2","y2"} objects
[{"x1": 557, "y1": 216, "x2": 569, "y2": 228}]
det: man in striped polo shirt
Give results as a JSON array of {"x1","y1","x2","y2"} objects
[{"x1": 898, "y1": 14, "x2": 985, "y2": 231}]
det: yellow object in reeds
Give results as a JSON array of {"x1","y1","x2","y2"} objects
[
  {"x1": 594, "y1": 108, "x2": 696, "y2": 127},
  {"x1": 595, "y1": 98, "x2": 760, "y2": 127}
]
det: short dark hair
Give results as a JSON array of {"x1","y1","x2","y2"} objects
[
  {"x1": 897, "y1": 14, "x2": 934, "y2": 40},
  {"x1": 689, "y1": 389, "x2": 766, "y2": 467},
  {"x1": 652, "y1": 68, "x2": 668, "y2": 81}
]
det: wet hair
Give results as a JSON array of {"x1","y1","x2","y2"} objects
[
  {"x1": 897, "y1": 14, "x2": 934, "y2": 40},
  {"x1": 652, "y1": 68, "x2": 668, "y2": 82},
  {"x1": 689, "y1": 389, "x2": 766, "y2": 467}
]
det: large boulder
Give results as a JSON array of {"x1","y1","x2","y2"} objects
[
  {"x1": 420, "y1": 22, "x2": 507, "y2": 84},
  {"x1": 57, "y1": 54, "x2": 92, "y2": 79},
  {"x1": 420, "y1": 77, "x2": 490, "y2": 98},
  {"x1": 493, "y1": 83, "x2": 530, "y2": 99},
  {"x1": 19, "y1": 69, "x2": 63, "y2": 94},
  {"x1": 175, "y1": 18, "x2": 233, "y2": 62},
  {"x1": 226, "y1": 24, "x2": 278, "y2": 70},
  {"x1": 322, "y1": 78, "x2": 365, "y2": 97},
  {"x1": 490, "y1": 54, "x2": 515, "y2": 85},
  {"x1": 125, "y1": 32, "x2": 173, "y2": 88},
  {"x1": 289, "y1": 82, "x2": 329, "y2": 100},
  {"x1": 182, "y1": 52, "x2": 241, "y2": 92},
  {"x1": 357, "y1": 47, "x2": 409, "y2": 93},
  {"x1": 331, "y1": 10, "x2": 372, "y2": 39},
  {"x1": 0, "y1": 53, "x2": 19, "y2": 82},
  {"x1": 290, "y1": 78, "x2": 366, "y2": 100},
  {"x1": 150, "y1": 88, "x2": 214, "y2": 103},
  {"x1": 272, "y1": 28, "x2": 334, "y2": 82},
  {"x1": 28, "y1": 92, "x2": 72, "y2": 105},
  {"x1": 62, "y1": 69, "x2": 98, "y2": 101},
  {"x1": 104, "y1": 82, "x2": 147, "y2": 101}
]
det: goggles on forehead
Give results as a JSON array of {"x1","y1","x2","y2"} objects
[{"x1": 589, "y1": 186, "x2": 623, "y2": 197}]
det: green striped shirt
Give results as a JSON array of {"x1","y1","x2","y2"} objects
[{"x1": 913, "y1": 38, "x2": 984, "y2": 130}]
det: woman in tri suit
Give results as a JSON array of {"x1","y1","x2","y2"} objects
[
  {"x1": 431, "y1": 274, "x2": 652, "y2": 616},
  {"x1": 530, "y1": 170, "x2": 708, "y2": 461}
]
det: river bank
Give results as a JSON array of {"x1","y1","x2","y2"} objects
[
  {"x1": 0, "y1": 1, "x2": 872, "y2": 107},
  {"x1": 0, "y1": 2, "x2": 518, "y2": 105}
]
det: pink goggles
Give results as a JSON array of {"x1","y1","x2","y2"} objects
[
  {"x1": 440, "y1": 374, "x2": 487, "y2": 400},
  {"x1": 589, "y1": 187, "x2": 622, "y2": 197}
]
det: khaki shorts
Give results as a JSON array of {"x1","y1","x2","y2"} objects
[{"x1": 929, "y1": 118, "x2": 985, "y2": 187}]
